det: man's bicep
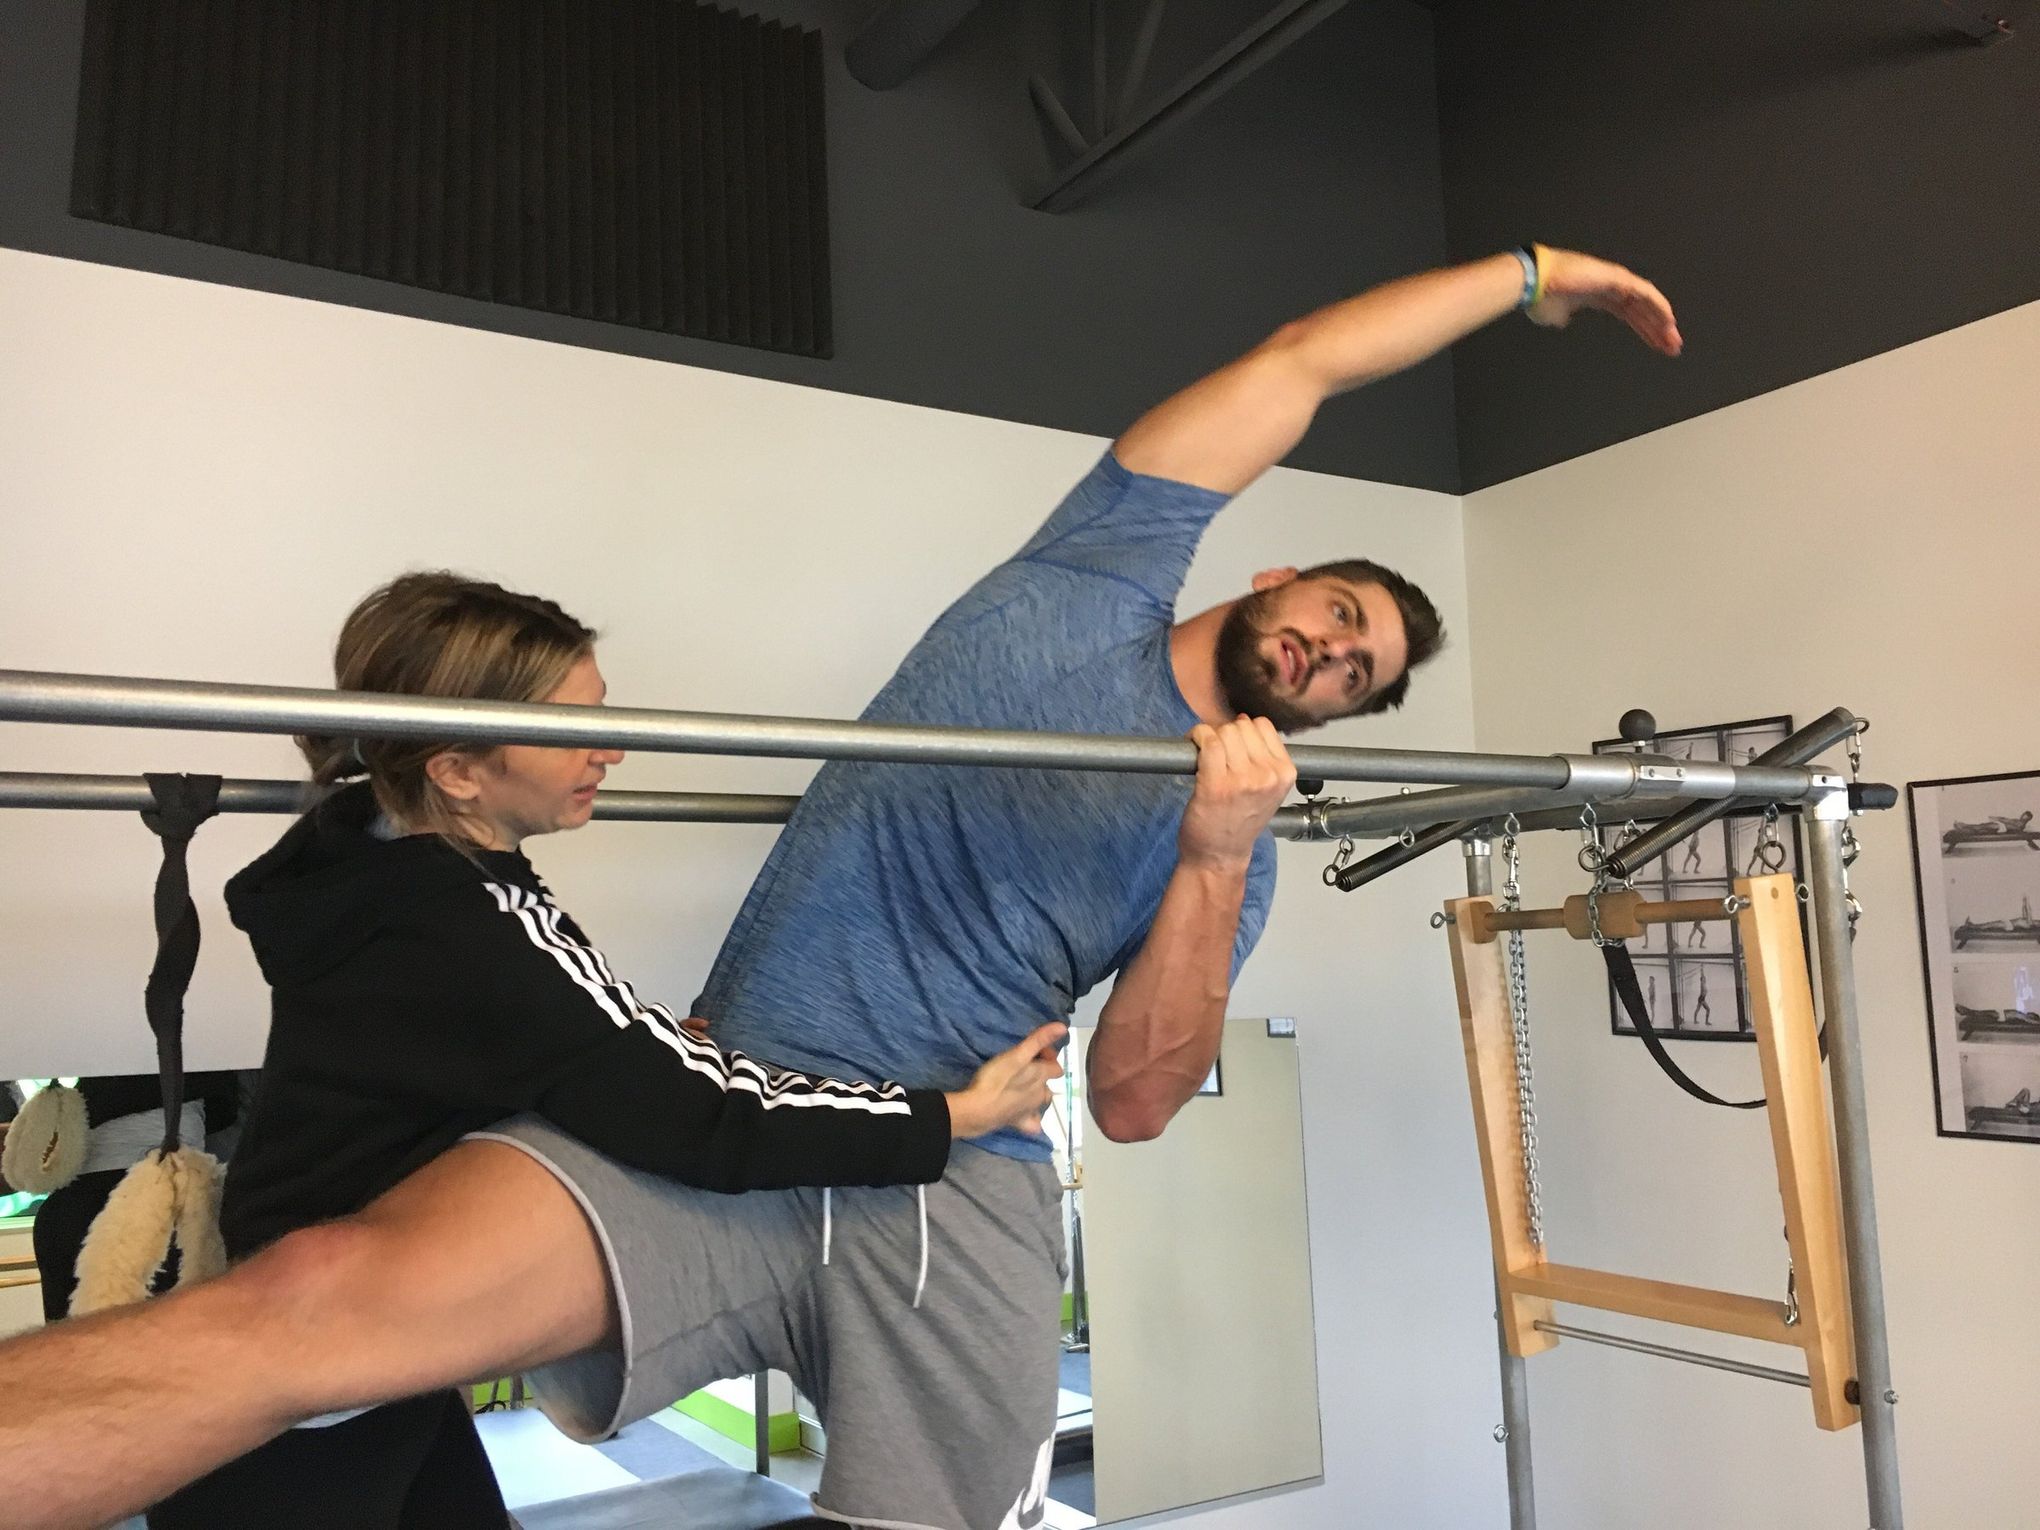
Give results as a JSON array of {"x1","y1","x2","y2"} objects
[{"x1": 1113, "y1": 349, "x2": 1323, "y2": 497}]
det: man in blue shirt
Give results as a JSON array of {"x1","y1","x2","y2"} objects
[
  {"x1": 661, "y1": 244, "x2": 1676, "y2": 1527},
  {"x1": 0, "y1": 246, "x2": 1680, "y2": 1530}
]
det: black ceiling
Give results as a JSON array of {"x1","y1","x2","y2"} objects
[
  {"x1": 0, "y1": 0, "x2": 2033, "y2": 493},
  {"x1": 1436, "y1": 0, "x2": 2039, "y2": 488}
]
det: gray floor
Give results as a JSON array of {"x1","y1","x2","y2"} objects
[
  {"x1": 479, "y1": 1407, "x2": 825, "y2": 1523},
  {"x1": 1050, "y1": 1460, "x2": 1096, "y2": 1516},
  {"x1": 1052, "y1": 1344, "x2": 1096, "y2": 1513},
  {"x1": 1059, "y1": 1347, "x2": 1092, "y2": 1399},
  {"x1": 509, "y1": 1470, "x2": 809, "y2": 1530}
]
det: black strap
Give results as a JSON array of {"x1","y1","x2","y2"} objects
[
  {"x1": 1602, "y1": 940, "x2": 1767, "y2": 1110},
  {"x1": 139, "y1": 774, "x2": 223, "y2": 1156}
]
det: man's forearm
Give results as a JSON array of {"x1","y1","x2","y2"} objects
[
  {"x1": 1281, "y1": 252, "x2": 1523, "y2": 398},
  {"x1": 1115, "y1": 253, "x2": 1523, "y2": 493},
  {"x1": 1087, "y1": 856, "x2": 1248, "y2": 1143}
]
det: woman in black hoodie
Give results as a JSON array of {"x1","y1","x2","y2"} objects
[{"x1": 147, "y1": 573, "x2": 1065, "y2": 1529}]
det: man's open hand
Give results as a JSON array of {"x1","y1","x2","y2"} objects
[{"x1": 1527, "y1": 247, "x2": 1683, "y2": 357}]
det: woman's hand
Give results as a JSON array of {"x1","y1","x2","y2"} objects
[{"x1": 946, "y1": 1023, "x2": 1068, "y2": 1139}]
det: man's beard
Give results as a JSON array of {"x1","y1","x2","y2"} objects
[{"x1": 1214, "y1": 591, "x2": 1319, "y2": 735}]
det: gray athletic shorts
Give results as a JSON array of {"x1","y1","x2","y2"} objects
[{"x1": 469, "y1": 1116, "x2": 1067, "y2": 1530}]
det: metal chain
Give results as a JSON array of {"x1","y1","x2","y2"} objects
[
  {"x1": 1841, "y1": 725, "x2": 1866, "y2": 936},
  {"x1": 1499, "y1": 814, "x2": 1546, "y2": 1248}
]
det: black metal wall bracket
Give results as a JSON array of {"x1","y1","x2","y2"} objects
[{"x1": 1026, "y1": 0, "x2": 1349, "y2": 213}]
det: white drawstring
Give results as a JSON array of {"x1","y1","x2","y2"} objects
[
  {"x1": 911, "y1": 1185, "x2": 930, "y2": 1309},
  {"x1": 821, "y1": 1185, "x2": 929, "y2": 1310}
]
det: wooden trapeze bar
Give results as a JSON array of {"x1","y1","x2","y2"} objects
[
  {"x1": 1442, "y1": 873, "x2": 1861, "y2": 1432},
  {"x1": 1462, "y1": 888, "x2": 1743, "y2": 946}
]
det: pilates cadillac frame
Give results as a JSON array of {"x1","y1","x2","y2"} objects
[{"x1": 0, "y1": 669, "x2": 1903, "y2": 1526}]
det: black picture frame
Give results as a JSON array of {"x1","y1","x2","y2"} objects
[
  {"x1": 1590, "y1": 714, "x2": 1804, "y2": 1044},
  {"x1": 1906, "y1": 769, "x2": 2040, "y2": 1146}
]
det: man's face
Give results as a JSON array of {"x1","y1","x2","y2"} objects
[{"x1": 1214, "y1": 574, "x2": 1411, "y2": 733}]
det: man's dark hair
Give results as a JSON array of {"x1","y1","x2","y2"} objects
[{"x1": 1298, "y1": 558, "x2": 1445, "y2": 716}]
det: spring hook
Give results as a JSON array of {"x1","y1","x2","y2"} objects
[
  {"x1": 1577, "y1": 803, "x2": 1606, "y2": 875},
  {"x1": 1322, "y1": 836, "x2": 1357, "y2": 887}
]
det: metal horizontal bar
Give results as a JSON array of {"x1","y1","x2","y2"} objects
[
  {"x1": 0, "y1": 672, "x2": 1853, "y2": 825},
  {"x1": 0, "y1": 771, "x2": 1780, "y2": 843},
  {"x1": 0, "y1": 669, "x2": 1583, "y2": 788},
  {"x1": 1291, "y1": 750, "x2": 1833, "y2": 844},
  {"x1": 1534, "y1": 1321, "x2": 1811, "y2": 1389},
  {"x1": 1604, "y1": 709, "x2": 1863, "y2": 880},
  {"x1": 1273, "y1": 786, "x2": 1707, "y2": 845},
  {"x1": 590, "y1": 791, "x2": 800, "y2": 825},
  {"x1": 0, "y1": 772, "x2": 800, "y2": 825},
  {"x1": 1313, "y1": 784, "x2": 1600, "y2": 838},
  {"x1": 1470, "y1": 795, "x2": 1734, "y2": 837},
  {"x1": 0, "y1": 773, "x2": 313, "y2": 813}
]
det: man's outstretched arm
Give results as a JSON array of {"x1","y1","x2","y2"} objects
[
  {"x1": 1087, "y1": 716, "x2": 1294, "y2": 1143},
  {"x1": 1114, "y1": 247, "x2": 1682, "y2": 495}
]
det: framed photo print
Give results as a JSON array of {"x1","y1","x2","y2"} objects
[
  {"x1": 1908, "y1": 770, "x2": 2040, "y2": 1145},
  {"x1": 1591, "y1": 715, "x2": 1802, "y2": 1043}
]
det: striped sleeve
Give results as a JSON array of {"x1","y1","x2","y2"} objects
[{"x1": 449, "y1": 881, "x2": 951, "y2": 1192}]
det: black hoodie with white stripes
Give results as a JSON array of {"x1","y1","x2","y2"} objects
[{"x1": 218, "y1": 783, "x2": 950, "y2": 1258}]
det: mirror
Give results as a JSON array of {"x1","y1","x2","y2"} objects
[{"x1": 1043, "y1": 1018, "x2": 1324, "y2": 1525}]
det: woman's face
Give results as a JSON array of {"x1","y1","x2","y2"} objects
[{"x1": 430, "y1": 654, "x2": 624, "y2": 850}]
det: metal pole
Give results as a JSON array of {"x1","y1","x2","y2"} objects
[
  {"x1": 1302, "y1": 759, "x2": 1828, "y2": 844},
  {"x1": 1805, "y1": 811, "x2": 1904, "y2": 1529},
  {"x1": 753, "y1": 1371, "x2": 772, "y2": 1476},
  {"x1": 0, "y1": 773, "x2": 313, "y2": 813},
  {"x1": 1603, "y1": 709, "x2": 1861, "y2": 881},
  {"x1": 1464, "y1": 839, "x2": 1536, "y2": 1530},
  {"x1": 0, "y1": 771, "x2": 801, "y2": 825},
  {"x1": 0, "y1": 670, "x2": 1843, "y2": 798},
  {"x1": 1288, "y1": 773, "x2": 1830, "y2": 849},
  {"x1": 0, "y1": 669, "x2": 1586, "y2": 788},
  {"x1": 1317, "y1": 785, "x2": 1599, "y2": 839},
  {"x1": 1530, "y1": 1323, "x2": 1811, "y2": 1389}
]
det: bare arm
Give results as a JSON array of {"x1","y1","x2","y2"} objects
[
  {"x1": 1088, "y1": 717, "x2": 1295, "y2": 1143},
  {"x1": 1114, "y1": 248, "x2": 1682, "y2": 495}
]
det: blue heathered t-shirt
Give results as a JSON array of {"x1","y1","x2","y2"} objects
[{"x1": 694, "y1": 452, "x2": 1279, "y2": 1161}]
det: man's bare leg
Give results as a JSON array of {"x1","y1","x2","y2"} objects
[{"x1": 0, "y1": 1141, "x2": 614, "y2": 1530}]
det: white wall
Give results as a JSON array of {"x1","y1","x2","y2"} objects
[
  {"x1": 1464, "y1": 300, "x2": 2040, "y2": 1529},
  {"x1": 0, "y1": 250, "x2": 1503, "y2": 1527}
]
